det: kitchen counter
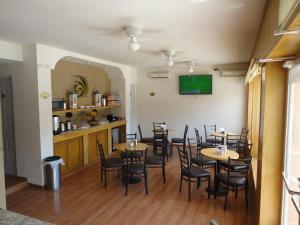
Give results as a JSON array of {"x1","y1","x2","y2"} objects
[
  {"x1": 53, "y1": 120, "x2": 126, "y2": 144},
  {"x1": 53, "y1": 120, "x2": 126, "y2": 175},
  {"x1": 0, "y1": 209, "x2": 54, "y2": 225}
]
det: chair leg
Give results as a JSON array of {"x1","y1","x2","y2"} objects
[
  {"x1": 245, "y1": 185, "x2": 248, "y2": 210},
  {"x1": 197, "y1": 178, "x2": 200, "y2": 189},
  {"x1": 224, "y1": 192, "x2": 228, "y2": 211},
  {"x1": 207, "y1": 176, "x2": 211, "y2": 199},
  {"x1": 162, "y1": 165, "x2": 166, "y2": 184},
  {"x1": 188, "y1": 178, "x2": 191, "y2": 201},
  {"x1": 125, "y1": 173, "x2": 128, "y2": 196},
  {"x1": 144, "y1": 171, "x2": 149, "y2": 195},
  {"x1": 235, "y1": 186, "x2": 238, "y2": 199},
  {"x1": 100, "y1": 166, "x2": 103, "y2": 183},
  {"x1": 179, "y1": 175, "x2": 183, "y2": 192},
  {"x1": 104, "y1": 169, "x2": 107, "y2": 189},
  {"x1": 117, "y1": 168, "x2": 120, "y2": 178}
]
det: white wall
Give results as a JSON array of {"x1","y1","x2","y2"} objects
[
  {"x1": 136, "y1": 68, "x2": 247, "y2": 139},
  {"x1": 0, "y1": 102, "x2": 6, "y2": 209},
  {"x1": 0, "y1": 40, "x2": 22, "y2": 62}
]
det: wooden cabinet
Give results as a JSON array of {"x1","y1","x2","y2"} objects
[
  {"x1": 88, "y1": 130, "x2": 108, "y2": 163},
  {"x1": 54, "y1": 137, "x2": 84, "y2": 175}
]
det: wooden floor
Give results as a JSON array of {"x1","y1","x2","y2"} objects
[{"x1": 6, "y1": 153, "x2": 253, "y2": 225}]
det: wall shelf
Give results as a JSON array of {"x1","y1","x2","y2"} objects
[{"x1": 52, "y1": 104, "x2": 120, "y2": 115}]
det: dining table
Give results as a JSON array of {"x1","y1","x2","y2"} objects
[
  {"x1": 115, "y1": 142, "x2": 148, "y2": 184},
  {"x1": 201, "y1": 147, "x2": 239, "y2": 196}
]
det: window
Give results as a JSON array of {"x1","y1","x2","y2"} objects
[{"x1": 282, "y1": 65, "x2": 300, "y2": 225}]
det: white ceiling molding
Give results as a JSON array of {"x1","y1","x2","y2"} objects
[{"x1": 245, "y1": 59, "x2": 261, "y2": 84}]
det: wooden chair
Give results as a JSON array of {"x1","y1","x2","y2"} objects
[
  {"x1": 214, "y1": 157, "x2": 251, "y2": 210},
  {"x1": 177, "y1": 146, "x2": 211, "y2": 201},
  {"x1": 123, "y1": 148, "x2": 148, "y2": 196},
  {"x1": 97, "y1": 141, "x2": 124, "y2": 188}
]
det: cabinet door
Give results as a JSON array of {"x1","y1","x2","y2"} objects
[
  {"x1": 119, "y1": 125, "x2": 126, "y2": 143},
  {"x1": 88, "y1": 133, "x2": 99, "y2": 163},
  {"x1": 54, "y1": 142, "x2": 69, "y2": 175},
  {"x1": 97, "y1": 130, "x2": 108, "y2": 155},
  {"x1": 67, "y1": 137, "x2": 83, "y2": 172}
]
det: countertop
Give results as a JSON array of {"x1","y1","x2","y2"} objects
[
  {"x1": 0, "y1": 208, "x2": 54, "y2": 225},
  {"x1": 53, "y1": 120, "x2": 126, "y2": 143}
]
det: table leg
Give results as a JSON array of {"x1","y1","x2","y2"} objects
[{"x1": 205, "y1": 160, "x2": 227, "y2": 197}]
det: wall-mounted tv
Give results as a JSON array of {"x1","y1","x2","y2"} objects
[{"x1": 179, "y1": 75, "x2": 212, "y2": 95}]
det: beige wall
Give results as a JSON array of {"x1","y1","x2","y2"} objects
[{"x1": 51, "y1": 60, "x2": 111, "y2": 106}]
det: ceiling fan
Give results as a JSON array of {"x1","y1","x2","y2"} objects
[
  {"x1": 151, "y1": 49, "x2": 184, "y2": 68},
  {"x1": 124, "y1": 26, "x2": 143, "y2": 52},
  {"x1": 176, "y1": 60, "x2": 202, "y2": 73},
  {"x1": 90, "y1": 25, "x2": 161, "y2": 53}
]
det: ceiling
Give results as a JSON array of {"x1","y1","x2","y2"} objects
[{"x1": 0, "y1": 0, "x2": 266, "y2": 68}]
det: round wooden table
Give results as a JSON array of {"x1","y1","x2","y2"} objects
[
  {"x1": 201, "y1": 148, "x2": 239, "y2": 161},
  {"x1": 115, "y1": 142, "x2": 148, "y2": 152},
  {"x1": 201, "y1": 148, "x2": 239, "y2": 196}
]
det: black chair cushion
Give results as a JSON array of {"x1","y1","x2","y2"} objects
[
  {"x1": 200, "y1": 142, "x2": 215, "y2": 148},
  {"x1": 206, "y1": 138, "x2": 222, "y2": 144},
  {"x1": 171, "y1": 138, "x2": 184, "y2": 143},
  {"x1": 219, "y1": 160, "x2": 248, "y2": 170},
  {"x1": 215, "y1": 172, "x2": 246, "y2": 186},
  {"x1": 183, "y1": 166, "x2": 210, "y2": 178},
  {"x1": 104, "y1": 157, "x2": 124, "y2": 168},
  {"x1": 146, "y1": 155, "x2": 164, "y2": 165},
  {"x1": 141, "y1": 137, "x2": 154, "y2": 143},
  {"x1": 191, "y1": 156, "x2": 216, "y2": 166}
]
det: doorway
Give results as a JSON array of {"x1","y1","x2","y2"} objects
[{"x1": 0, "y1": 76, "x2": 17, "y2": 176}]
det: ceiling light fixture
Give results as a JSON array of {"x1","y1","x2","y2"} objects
[
  {"x1": 188, "y1": 66, "x2": 194, "y2": 73},
  {"x1": 128, "y1": 37, "x2": 140, "y2": 52},
  {"x1": 167, "y1": 58, "x2": 174, "y2": 67}
]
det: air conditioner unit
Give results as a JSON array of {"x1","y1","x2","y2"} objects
[
  {"x1": 149, "y1": 72, "x2": 170, "y2": 79},
  {"x1": 221, "y1": 70, "x2": 247, "y2": 77}
]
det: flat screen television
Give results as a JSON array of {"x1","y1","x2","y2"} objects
[{"x1": 179, "y1": 75, "x2": 212, "y2": 95}]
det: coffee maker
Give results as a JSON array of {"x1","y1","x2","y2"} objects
[{"x1": 52, "y1": 115, "x2": 60, "y2": 135}]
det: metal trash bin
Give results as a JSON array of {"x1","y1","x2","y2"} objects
[{"x1": 44, "y1": 156, "x2": 64, "y2": 191}]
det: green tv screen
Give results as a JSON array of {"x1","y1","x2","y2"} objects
[{"x1": 179, "y1": 75, "x2": 212, "y2": 95}]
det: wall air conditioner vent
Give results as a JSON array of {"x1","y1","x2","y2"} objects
[
  {"x1": 221, "y1": 70, "x2": 247, "y2": 77},
  {"x1": 149, "y1": 72, "x2": 170, "y2": 79}
]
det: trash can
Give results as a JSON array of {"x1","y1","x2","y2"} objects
[{"x1": 44, "y1": 156, "x2": 64, "y2": 191}]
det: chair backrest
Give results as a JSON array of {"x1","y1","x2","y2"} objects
[
  {"x1": 236, "y1": 128, "x2": 249, "y2": 155},
  {"x1": 153, "y1": 131, "x2": 168, "y2": 157},
  {"x1": 177, "y1": 146, "x2": 190, "y2": 173},
  {"x1": 194, "y1": 128, "x2": 203, "y2": 147},
  {"x1": 138, "y1": 124, "x2": 143, "y2": 139},
  {"x1": 187, "y1": 138, "x2": 198, "y2": 158},
  {"x1": 153, "y1": 122, "x2": 166, "y2": 130},
  {"x1": 204, "y1": 124, "x2": 217, "y2": 140},
  {"x1": 183, "y1": 125, "x2": 189, "y2": 142},
  {"x1": 123, "y1": 148, "x2": 147, "y2": 167},
  {"x1": 240, "y1": 128, "x2": 249, "y2": 143},
  {"x1": 96, "y1": 140, "x2": 106, "y2": 164}
]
